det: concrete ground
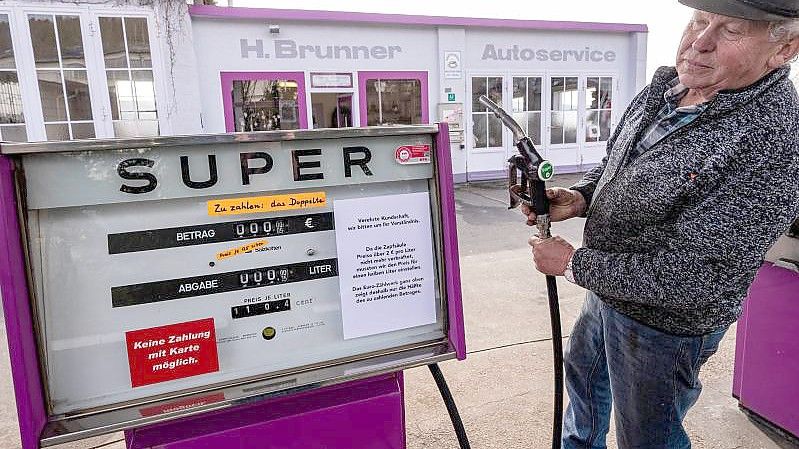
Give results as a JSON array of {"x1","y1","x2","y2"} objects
[{"x1": 1, "y1": 175, "x2": 796, "y2": 449}]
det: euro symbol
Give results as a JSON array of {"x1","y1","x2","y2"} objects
[{"x1": 305, "y1": 217, "x2": 315, "y2": 229}]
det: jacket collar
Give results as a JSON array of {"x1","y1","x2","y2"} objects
[{"x1": 646, "y1": 65, "x2": 791, "y2": 119}]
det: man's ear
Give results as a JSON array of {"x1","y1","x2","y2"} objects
[{"x1": 768, "y1": 37, "x2": 799, "y2": 68}]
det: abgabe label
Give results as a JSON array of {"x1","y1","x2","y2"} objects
[{"x1": 125, "y1": 318, "x2": 219, "y2": 388}]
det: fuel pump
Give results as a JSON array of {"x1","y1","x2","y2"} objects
[{"x1": 0, "y1": 126, "x2": 468, "y2": 449}]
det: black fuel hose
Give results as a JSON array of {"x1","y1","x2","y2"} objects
[
  {"x1": 428, "y1": 276, "x2": 562, "y2": 449},
  {"x1": 472, "y1": 93, "x2": 564, "y2": 448},
  {"x1": 546, "y1": 274, "x2": 564, "y2": 449},
  {"x1": 429, "y1": 363, "x2": 471, "y2": 449},
  {"x1": 427, "y1": 258, "x2": 562, "y2": 449}
]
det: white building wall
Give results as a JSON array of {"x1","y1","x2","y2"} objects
[
  {"x1": 436, "y1": 27, "x2": 468, "y2": 178},
  {"x1": 148, "y1": 0, "x2": 203, "y2": 135},
  {"x1": 631, "y1": 31, "x2": 649, "y2": 93},
  {"x1": 190, "y1": 17, "x2": 439, "y2": 134},
  {"x1": 190, "y1": 16, "x2": 647, "y2": 178}
]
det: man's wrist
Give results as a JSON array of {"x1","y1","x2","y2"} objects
[
  {"x1": 569, "y1": 188, "x2": 591, "y2": 217},
  {"x1": 563, "y1": 249, "x2": 576, "y2": 283}
]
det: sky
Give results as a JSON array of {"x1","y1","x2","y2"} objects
[{"x1": 230, "y1": 0, "x2": 696, "y2": 79}]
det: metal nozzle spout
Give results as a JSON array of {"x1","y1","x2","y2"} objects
[{"x1": 477, "y1": 95, "x2": 527, "y2": 142}]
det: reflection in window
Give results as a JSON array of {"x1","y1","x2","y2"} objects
[
  {"x1": 586, "y1": 76, "x2": 613, "y2": 142},
  {"x1": 232, "y1": 79, "x2": 299, "y2": 132},
  {"x1": 470, "y1": 76, "x2": 503, "y2": 149},
  {"x1": 512, "y1": 76, "x2": 542, "y2": 146},
  {"x1": 0, "y1": 14, "x2": 26, "y2": 142},
  {"x1": 365, "y1": 79, "x2": 422, "y2": 126},
  {"x1": 550, "y1": 77, "x2": 578, "y2": 145},
  {"x1": 29, "y1": 14, "x2": 94, "y2": 140},
  {"x1": 100, "y1": 17, "x2": 158, "y2": 137}
]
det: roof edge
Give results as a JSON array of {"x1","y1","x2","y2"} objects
[{"x1": 188, "y1": 5, "x2": 649, "y2": 33}]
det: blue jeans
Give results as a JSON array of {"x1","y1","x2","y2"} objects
[{"x1": 562, "y1": 292, "x2": 728, "y2": 449}]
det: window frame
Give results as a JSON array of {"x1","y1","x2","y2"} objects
[
  {"x1": 220, "y1": 71, "x2": 309, "y2": 132},
  {"x1": 28, "y1": 12, "x2": 97, "y2": 140},
  {"x1": 357, "y1": 71, "x2": 429, "y2": 127},
  {"x1": 510, "y1": 74, "x2": 544, "y2": 148},
  {"x1": 0, "y1": 5, "x2": 165, "y2": 142},
  {"x1": 467, "y1": 73, "x2": 505, "y2": 153},
  {"x1": 546, "y1": 74, "x2": 582, "y2": 149},
  {"x1": 94, "y1": 14, "x2": 161, "y2": 138},
  {"x1": 0, "y1": 9, "x2": 28, "y2": 142},
  {"x1": 88, "y1": 8, "x2": 166, "y2": 138},
  {"x1": 584, "y1": 74, "x2": 616, "y2": 145}
]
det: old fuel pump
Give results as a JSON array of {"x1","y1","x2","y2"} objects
[{"x1": 0, "y1": 125, "x2": 465, "y2": 449}]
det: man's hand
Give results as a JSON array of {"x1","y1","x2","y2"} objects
[
  {"x1": 516, "y1": 187, "x2": 587, "y2": 226},
  {"x1": 529, "y1": 235, "x2": 575, "y2": 276}
]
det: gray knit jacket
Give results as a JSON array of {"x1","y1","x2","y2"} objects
[{"x1": 570, "y1": 65, "x2": 799, "y2": 336}]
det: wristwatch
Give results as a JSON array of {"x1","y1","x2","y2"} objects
[{"x1": 564, "y1": 251, "x2": 576, "y2": 284}]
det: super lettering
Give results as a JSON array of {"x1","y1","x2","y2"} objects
[{"x1": 117, "y1": 147, "x2": 374, "y2": 194}]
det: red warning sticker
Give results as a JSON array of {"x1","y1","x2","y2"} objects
[
  {"x1": 395, "y1": 145, "x2": 431, "y2": 165},
  {"x1": 125, "y1": 318, "x2": 219, "y2": 388}
]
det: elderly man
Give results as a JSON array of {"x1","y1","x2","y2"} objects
[{"x1": 523, "y1": 1, "x2": 799, "y2": 448}]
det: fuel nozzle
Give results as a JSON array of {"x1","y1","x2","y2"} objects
[
  {"x1": 477, "y1": 95, "x2": 555, "y2": 236},
  {"x1": 477, "y1": 99, "x2": 564, "y2": 449}
]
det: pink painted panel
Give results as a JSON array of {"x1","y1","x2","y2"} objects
[
  {"x1": 189, "y1": 5, "x2": 648, "y2": 33},
  {"x1": 0, "y1": 155, "x2": 47, "y2": 449},
  {"x1": 736, "y1": 263, "x2": 799, "y2": 437},
  {"x1": 435, "y1": 123, "x2": 466, "y2": 359},
  {"x1": 127, "y1": 374, "x2": 405, "y2": 448}
]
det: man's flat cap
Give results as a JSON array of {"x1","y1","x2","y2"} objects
[{"x1": 679, "y1": 0, "x2": 799, "y2": 20}]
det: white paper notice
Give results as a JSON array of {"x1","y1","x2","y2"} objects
[{"x1": 334, "y1": 192, "x2": 438, "y2": 339}]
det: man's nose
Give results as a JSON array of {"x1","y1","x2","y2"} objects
[{"x1": 692, "y1": 28, "x2": 717, "y2": 52}]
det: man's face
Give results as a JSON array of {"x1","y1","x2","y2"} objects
[{"x1": 676, "y1": 11, "x2": 777, "y2": 94}]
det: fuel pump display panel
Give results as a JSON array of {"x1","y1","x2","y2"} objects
[{"x1": 21, "y1": 132, "x2": 448, "y2": 416}]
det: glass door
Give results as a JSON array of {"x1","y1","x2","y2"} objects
[
  {"x1": 583, "y1": 75, "x2": 616, "y2": 167},
  {"x1": 336, "y1": 94, "x2": 352, "y2": 127},
  {"x1": 546, "y1": 75, "x2": 581, "y2": 168},
  {"x1": 511, "y1": 76, "x2": 543, "y2": 159},
  {"x1": 469, "y1": 76, "x2": 503, "y2": 152},
  {"x1": 585, "y1": 76, "x2": 613, "y2": 143},
  {"x1": 310, "y1": 92, "x2": 352, "y2": 129}
]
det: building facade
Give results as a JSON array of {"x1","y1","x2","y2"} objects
[{"x1": 0, "y1": 0, "x2": 648, "y2": 181}]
